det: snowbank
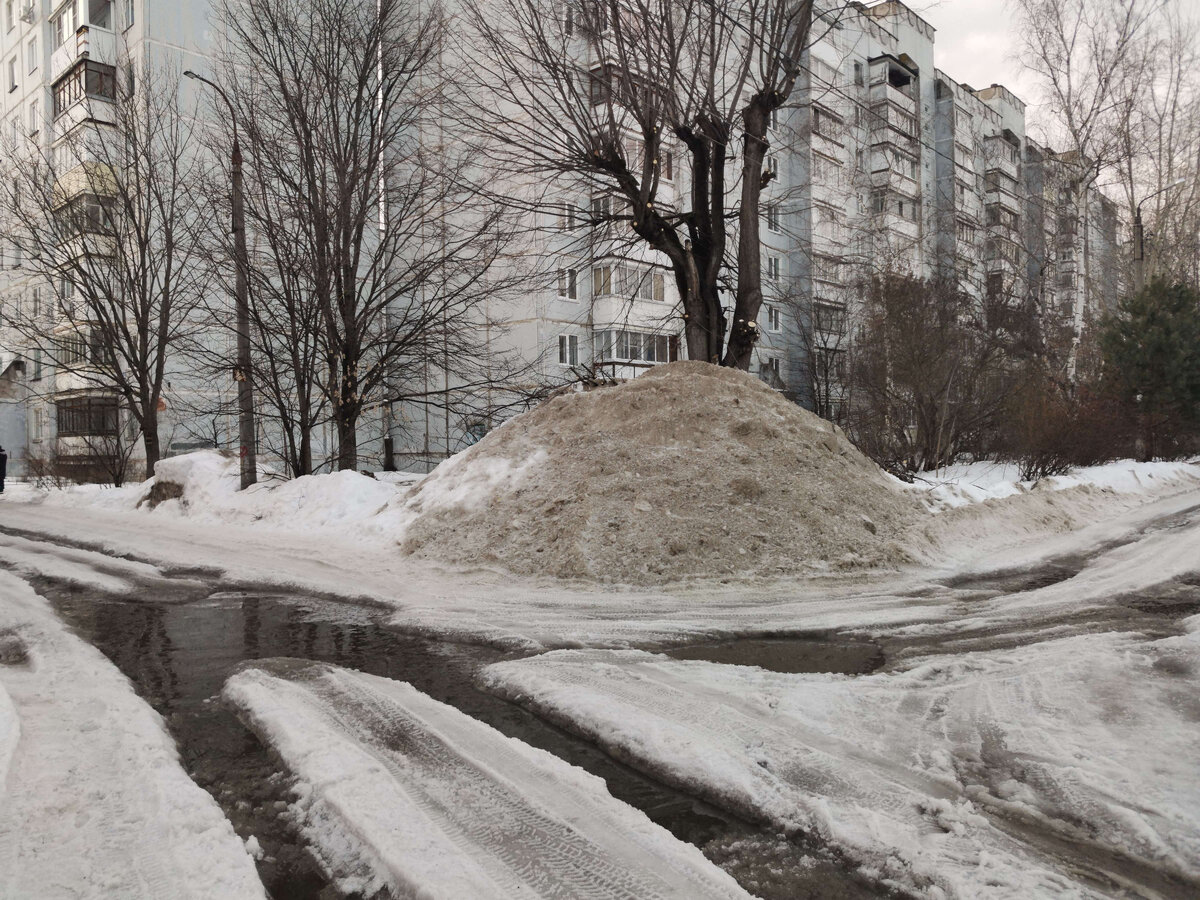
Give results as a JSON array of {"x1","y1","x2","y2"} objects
[
  {"x1": 399, "y1": 361, "x2": 922, "y2": 582},
  {"x1": 225, "y1": 661, "x2": 751, "y2": 899},
  {"x1": 0, "y1": 570, "x2": 265, "y2": 899},
  {"x1": 483, "y1": 631, "x2": 1200, "y2": 898},
  {"x1": 911, "y1": 460, "x2": 1200, "y2": 511}
]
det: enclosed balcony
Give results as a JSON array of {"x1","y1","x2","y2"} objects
[{"x1": 50, "y1": 2, "x2": 119, "y2": 82}]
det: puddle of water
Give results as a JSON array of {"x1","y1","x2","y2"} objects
[
  {"x1": 41, "y1": 582, "x2": 884, "y2": 900},
  {"x1": 664, "y1": 636, "x2": 883, "y2": 675}
]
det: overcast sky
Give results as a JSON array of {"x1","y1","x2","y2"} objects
[{"x1": 913, "y1": 1, "x2": 1036, "y2": 105}]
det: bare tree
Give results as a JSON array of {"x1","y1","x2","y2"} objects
[
  {"x1": 213, "y1": 0, "x2": 530, "y2": 472},
  {"x1": 0, "y1": 62, "x2": 210, "y2": 476},
  {"x1": 462, "y1": 0, "x2": 817, "y2": 368},
  {"x1": 847, "y1": 272, "x2": 1015, "y2": 473}
]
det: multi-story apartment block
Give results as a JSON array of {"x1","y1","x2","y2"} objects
[
  {"x1": 0, "y1": 0, "x2": 217, "y2": 479},
  {"x1": 0, "y1": 0, "x2": 1123, "y2": 480}
]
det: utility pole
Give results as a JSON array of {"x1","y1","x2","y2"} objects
[
  {"x1": 1134, "y1": 178, "x2": 1187, "y2": 294},
  {"x1": 185, "y1": 70, "x2": 257, "y2": 489}
]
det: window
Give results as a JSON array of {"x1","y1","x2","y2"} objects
[
  {"x1": 659, "y1": 147, "x2": 672, "y2": 181},
  {"x1": 854, "y1": 62, "x2": 864, "y2": 86},
  {"x1": 558, "y1": 202, "x2": 579, "y2": 231},
  {"x1": 7, "y1": 56, "x2": 16, "y2": 93},
  {"x1": 557, "y1": 267, "x2": 578, "y2": 300},
  {"x1": 765, "y1": 203, "x2": 781, "y2": 232},
  {"x1": 767, "y1": 305, "x2": 782, "y2": 332},
  {"x1": 590, "y1": 193, "x2": 612, "y2": 220},
  {"x1": 558, "y1": 334, "x2": 579, "y2": 367},
  {"x1": 957, "y1": 221, "x2": 976, "y2": 245},
  {"x1": 596, "y1": 329, "x2": 673, "y2": 363},
  {"x1": 53, "y1": 61, "x2": 117, "y2": 117},
  {"x1": 56, "y1": 332, "x2": 90, "y2": 367},
  {"x1": 765, "y1": 154, "x2": 778, "y2": 182},
  {"x1": 33, "y1": 406, "x2": 44, "y2": 440},
  {"x1": 26, "y1": 37, "x2": 36, "y2": 73},
  {"x1": 28, "y1": 98, "x2": 37, "y2": 134},
  {"x1": 121, "y1": 0, "x2": 135, "y2": 30},
  {"x1": 53, "y1": 2, "x2": 77, "y2": 47},
  {"x1": 812, "y1": 106, "x2": 841, "y2": 138},
  {"x1": 31, "y1": 285, "x2": 40, "y2": 318},
  {"x1": 591, "y1": 264, "x2": 612, "y2": 296},
  {"x1": 765, "y1": 254, "x2": 781, "y2": 281},
  {"x1": 588, "y1": 68, "x2": 610, "y2": 106},
  {"x1": 768, "y1": 106, "x2": 780, "y2": 131},
  {"x1": 761, "y1": 355, "x2": 781, "y2": 381},
  {"x1": 814, "y1": 299, "x2": 847, "y2": 335},
  {"x1": 56, "y1": 194, "x2": 115, "y2": 236},
  {"x1": 4, "y1": 0, "x2": 12, "y2": 32},
  {"x1": 57, "y1": 397, "x2": 119, "y2": 437}
]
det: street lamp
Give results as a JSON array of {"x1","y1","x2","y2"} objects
[
  {"x1": 184, "y1": 70, "x2": 257, "y2": 489},
  {"x1": 1133, "y1": 177, "x2": 1187, "y2": 293}
]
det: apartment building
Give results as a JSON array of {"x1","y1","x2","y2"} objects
[
  {"x1": 0, "y1": 0, "x2": 1123, "y2": 480},
  {"x1": 0, "y1": 0, "x2": 217, "y2": 479}
]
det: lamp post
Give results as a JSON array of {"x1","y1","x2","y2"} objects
[
  {"x1": 1133, "y1": 177, "x2": 1187, "y2": 293},
  {"x1": 184, "y1": 70, "x2": 256, "y2": 489}
]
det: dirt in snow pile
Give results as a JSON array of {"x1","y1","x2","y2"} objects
[{"x1": 399, "y1": 362, "x2": 922, "y2": 583}]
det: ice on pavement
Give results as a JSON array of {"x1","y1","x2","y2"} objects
[
  {"x1": 0, "y1": 570, "x2": 265, "y2": 899},
  {"x1": 482, "y1": 630, "x2": 1200, "y2": 899},
  {"x1": 224, "y1": 660, "x2": 753, "y2": 900}
]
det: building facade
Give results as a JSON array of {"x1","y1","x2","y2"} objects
[{"x1": 0, "y1": 0, "x2": 1123, "y2": 480}]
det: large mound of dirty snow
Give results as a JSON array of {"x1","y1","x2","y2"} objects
[{"x1": 399, "y1": 361, "x2": 921, "y2": 582}]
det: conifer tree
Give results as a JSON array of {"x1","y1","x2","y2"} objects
[{"x1": 1100, "y1": 279, "x2": 1200, "y2": 460}]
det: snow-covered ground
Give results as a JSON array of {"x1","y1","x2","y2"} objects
[
  {"x1": 2, "y1": 454, "x2": 1198, "y2": 650},
  {"x1": 225, "y1": 660, "x2": 752, "y2": 899},
  {"x1": 481, "y1": 625, "x2": 1200, "y2": 899},
  {"x1": 0, "y1": 569, "x2": 265, "y2": 899},
  {"x1": 2, "y1": 455, "x2": 1199, "y2": 898}
]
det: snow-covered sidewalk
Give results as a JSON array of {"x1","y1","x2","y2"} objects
[
  {"x1": 0, "y1": 569, "x2": 265, "y2": 899},
  {"x1": 482, "y1": 625, "x2": 1200, "y2": 899},
  {"x1": 225, "y1": 660, "x2": 752, "y2": 899}
]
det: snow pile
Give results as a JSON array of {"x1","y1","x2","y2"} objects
[
  {"x1": 399, "y1": 361, "x2": 922, "y2": 582},
  {"x1": 483, "y1": 631, "x2": 1200, "y2": 898},
  {"x1": 912, "y1": 460, "x2": 1200, "y2": 511},
  {"x1": 225, "y1": 660, "x2": 751, "y2": 899},
  {"x1": 0, "y1": 569, "x2": 265, "y2": 899}
]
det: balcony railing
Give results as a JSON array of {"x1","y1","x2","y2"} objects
[{"x1": 51, "y1": 25, "x2": 119, "y2": 83}]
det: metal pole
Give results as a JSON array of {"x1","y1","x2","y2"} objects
[
  {"x1": 185, "y1": 71, "x2": 256, "y2": 488},
  {"x1": 1133, "y1": 211, "x2": 1145, "y2": 294}
]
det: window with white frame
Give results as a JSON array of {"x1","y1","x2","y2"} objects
[
  {"x1": 613, "y1": 263, "x2": 665, "y2": 301},
  {"x1": 26, "y1": 36, "x2": 36, "y2": 73},
  {"x1": 557, "y1": 266, "x2": 578, "y2": 300},
  {"x1": 591, "y1": 264, "x2": 612, "y2": 296},
  {"x1": 767, "y1": 305, "x2": 782, "y2": 332},
  {"x1": 558, "y1": 202, "x2": 579, "y2": 231},
  {"x1": 4, "y1": 0, "x2": 12, "y2": 32},
  {"x1": 765, "y1": 202, "x2": 781, "y2": 232},
  {"x1": 33, "y1": 406, "x2": 44, "y2": 440},
  {"x1": 765, "y1": 254, "x2": 781, "y2": 282},
  {"x1": 28, "y1": 98, "x2": 38, "y2": 133},
  {"x1": 765, "y1": 154, "x2": 778, "y2": 182},
  {"x1": 7, "y1": 57, "x2": 16, "y2": 92},
  {"x1": 590, "y1": 193, "x2": 612, "y2": 220},
  {"x1": 596, "y1": 329, "x2": 673, "y2": 363},
  {"x1": 122, "y1": 0, "x2": 135, "y2": 30},
  {"x1": 761, "y1": 355, "x2": 781, "y2": 381},
  {"x1": 53, "y1": 2, "x2": 77, "y2": 48},
  {"x1": 558, "y1": 334, "x2": 579, "y2": 366}
]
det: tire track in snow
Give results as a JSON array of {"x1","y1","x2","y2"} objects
[{"x1": 225, "y1": 660, "x2": 752, "y2": 900}]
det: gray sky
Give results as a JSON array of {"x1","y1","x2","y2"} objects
[{"x1": 914, "y1": 1, "x2": 1038, "y2": 105}]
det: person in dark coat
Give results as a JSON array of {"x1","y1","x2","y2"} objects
[{"x1": 0, "y1": 445, "x2": 7, "y2": 494}]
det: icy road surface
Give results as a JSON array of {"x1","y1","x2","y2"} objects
[
  {"x1": 482, "y1": 625, "x2": 1200, "y2": 899},
  {"x1": 0, "y1": 570, "x2": 265, "y2": 900},
  {"x1": 225, "y1": 660, "x2": 754, "y2": 899}
]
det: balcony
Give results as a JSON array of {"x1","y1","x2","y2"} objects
[
  {"x1": 51, "y1": 25, "x2": 119, "y2": 83},
  {"x1": 869, "y1": 80, "x2": 916, "y2": 115}
]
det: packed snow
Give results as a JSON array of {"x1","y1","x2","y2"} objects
[
  {"x1": 481, "y1": 626, "x2": 1200, "y2": 898},
  {"x1": 224, "y1": 660, "x2": 752, "y2": 899},
  {"x1": 399, "y1": 361, "x2": 921, "y2": 581},
  {"x1": 0, "y1": 569, "x2": 265, "y2": 899}
]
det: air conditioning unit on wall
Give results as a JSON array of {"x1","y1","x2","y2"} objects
[{"x1": 19, "y1": 3, "x2": 37, "y2": 25}]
